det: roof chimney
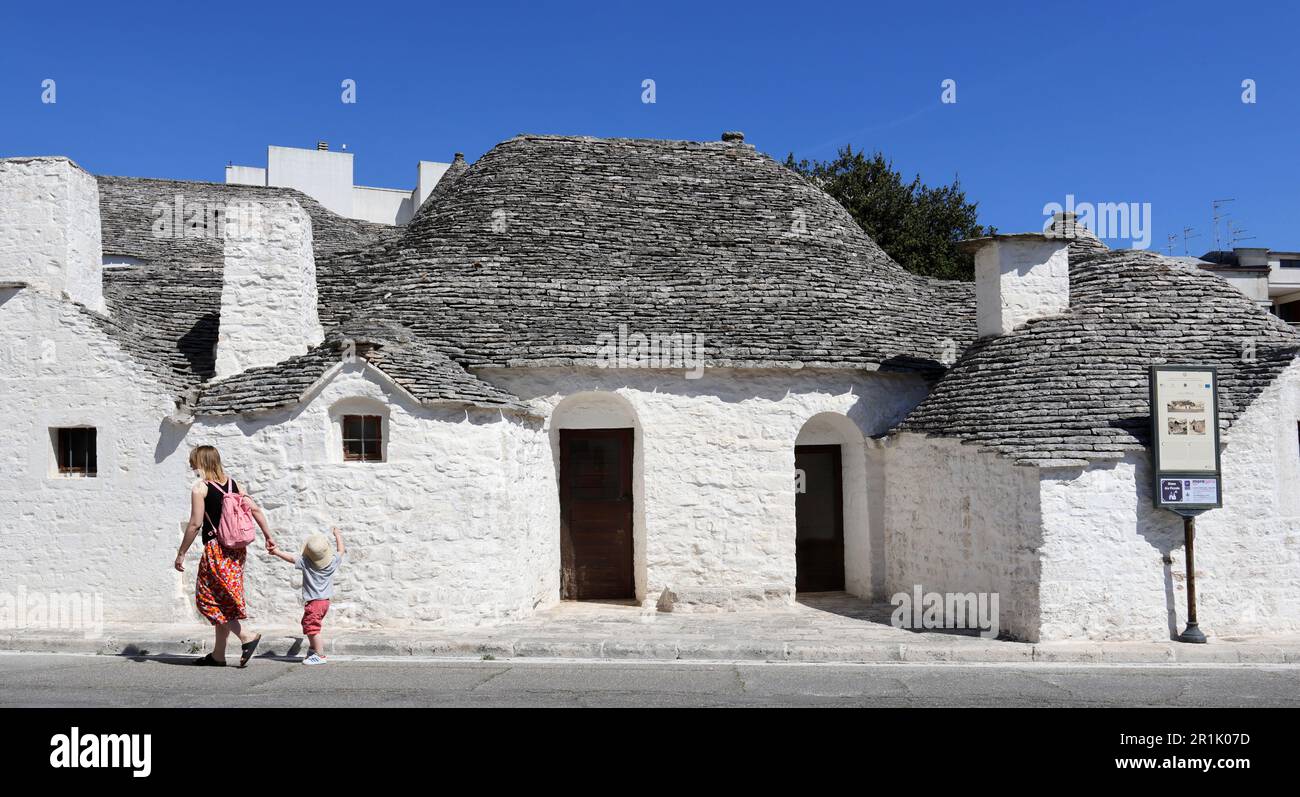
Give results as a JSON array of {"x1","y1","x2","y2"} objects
[
  {"x1": 453, "y1": 152, "x2": 465, "y2": 162},
  {"x1": 215, "y1": 199, "x2": 323, "y2": 378},
  {"x1": 0, "y1": 156, "x2": 105, "y2": 313},
  {"x1": 961, "y1": 231, "x2": 1070, "y2": 338},
  {"x1": 721, "y1": 131, "x2": 745, "y2": 143},
  {"x1": 316, "y1": 141, "x2": 329, "y2": 151}
]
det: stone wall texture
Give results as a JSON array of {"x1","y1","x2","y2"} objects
[
  {"x1": 0, "y1": 289, "x2": 181, "y2": 622},
  {"x1": 882, "y1": 434, "x2": 1043, "y2": 640}
]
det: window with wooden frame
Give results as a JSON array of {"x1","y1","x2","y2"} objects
[
  {"x1": 52, "y1": 427, "x2": 97, "y2": 476},
  {"x1": 341, "y1": 415, "x2": 383, "y2": 462}
]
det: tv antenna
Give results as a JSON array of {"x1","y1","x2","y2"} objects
[
  {"x1": 1228, "y1": 219, "x2": 1255, "y2": 246},
  {"x1": 1166, "y1": 233, "x2": 1178, "y2": 256},
  {"x1": 1182, "y1": 227, "x2": 1199, "y2": 257},
  {"x1": 1212, "y1": 198, "x2": 1235, "y2": 253}
]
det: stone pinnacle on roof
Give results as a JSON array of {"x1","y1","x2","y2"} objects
[{"x1": 411, "y1": 151, "x2": 470, "y2": 220}]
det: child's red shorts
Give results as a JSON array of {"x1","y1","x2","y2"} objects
[{"x1": 302, "y1": 599, "x2": 330, "y2": 635}]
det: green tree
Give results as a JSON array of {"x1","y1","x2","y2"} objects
[{"x1": 785, "y1": 146, "x2": 993, "y2": 281}]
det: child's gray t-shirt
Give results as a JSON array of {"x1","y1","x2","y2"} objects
[{"x1": 295, "y1": 553, "x2": 344, "y2": 602}]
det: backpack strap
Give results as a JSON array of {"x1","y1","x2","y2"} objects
[{"x1": 202, "y1": 480, "x2": 229, "y2": 537}]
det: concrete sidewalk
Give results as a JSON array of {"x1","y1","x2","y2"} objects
[{"x1": 4, "y1": 593, "x2": 1298, "y2": 665}]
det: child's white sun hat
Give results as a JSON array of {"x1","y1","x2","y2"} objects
[{"x1": 303, "y1": 533, "x2": 334, "y2": 568}]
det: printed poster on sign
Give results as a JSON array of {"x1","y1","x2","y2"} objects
[{"x1": 1153, "y1": 370, "x2": 1217, "y2": 472}]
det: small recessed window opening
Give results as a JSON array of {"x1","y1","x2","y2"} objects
[
  {"x1": 342, "y1": 415, "x2": 383, "y2": 462},
  {"x1": 53, "y1": 427, "x2": 97, "y2": 476}
]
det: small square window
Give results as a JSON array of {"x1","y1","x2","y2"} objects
[
  {"x1": 342, "y1": 415, "x2": 383, "y2": 462},
  {"x1": 53, "y1": 427, "x2": 96, "y2": 476}
]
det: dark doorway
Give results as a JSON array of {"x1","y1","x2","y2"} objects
[
  {"x1": 559, "y1": 428, "x2": 634, "y2": 600},
  {"x1": 795, "y1": 444, "x2": 845, "y2": 592}
]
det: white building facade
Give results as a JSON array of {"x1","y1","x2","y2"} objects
[{"x1": 2, "y1": 137, "x2": 1298, "y2": 643}]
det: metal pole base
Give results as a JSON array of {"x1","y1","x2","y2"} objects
[{"x1": 1178, "y1": 622, "x2": 1207, "y2": 644}]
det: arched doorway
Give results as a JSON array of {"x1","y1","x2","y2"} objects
[
  {"x1": 550, "y1": 392, "x2": 643, "y2": 601},
  {"x1": 795, "y1": 413, "x2": 868, "y2": 594},
  {"x1": 795, "y1": 444, "x2": 844, "y2": 592}
]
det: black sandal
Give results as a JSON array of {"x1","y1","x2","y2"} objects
[
  {"x1": 239, "y1": 634, "x2": 262, "y2": 668},
  {"x1": 192, "y1": 653, "x2": 225, "y2": 667}
]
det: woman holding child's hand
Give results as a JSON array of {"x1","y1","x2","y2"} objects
[{"x1": 173, "y1": 445, "x2": 273, "y2": 668}]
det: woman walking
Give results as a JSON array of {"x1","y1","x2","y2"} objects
[{"x1": 174, "y1": 445, "x2": 275, "y2": 666}]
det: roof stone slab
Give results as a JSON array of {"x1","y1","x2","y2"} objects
[{"x1": 898, "y1": 239, "x2": 1300, "y2": 466}]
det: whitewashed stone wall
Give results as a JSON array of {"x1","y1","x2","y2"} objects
[
  {"x1": 0, "y1": 289, "x2": 183, "y2": 624},
  {"x1": 1039, "y1": 360, "x2": 1300, "y2": 641},
  {"x1": 881, "y1": 434, "x2": 1043, "y2": 640},
  {"x1": 0, "y1": 157, "x2": 104, "y2": 313},
  {"x1": 484, "y1": 367, "x2": 930, "y2": 611},
  {"x1": 182, "y1": 365, "x2": 553, "y2": 629},
  {"x1": 214, "y1": 200, "x2": 323, "y2": 379}
]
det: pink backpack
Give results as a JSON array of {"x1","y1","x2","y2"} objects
[{"x1": 205, "y1": 480, "x2": 257, "y2": 549}]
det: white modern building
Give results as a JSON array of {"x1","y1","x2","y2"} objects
[
  {"x1": 226, "y1": 142, "x2": 457, "y2": 226},
  {"x1": 1192, "y1": 247, "x2": 1300, "y2": 323}
]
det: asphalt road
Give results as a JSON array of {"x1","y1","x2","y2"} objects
[{"x1": 2, "y1": 653, "x2": 1298, "y2": 707}]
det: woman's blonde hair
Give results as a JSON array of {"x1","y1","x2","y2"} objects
[{"x1": 188, "y1": 445, "x2": 227, "y2": 483}]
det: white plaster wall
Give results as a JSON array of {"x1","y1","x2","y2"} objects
[
  {"x1": 224, "y1": 165, "x2": 267, "y2": 187},
  {"x1": 1039, "y1": 360, "x2": 1300, "y2": 641},
  {"x1": 183, "y1": 365, "x2": 553, "y2": 629},
  {"x1": 415, "y1": 161, "x2": 451, "y2": 209},
  {"x1": 483, "y1": 367, "x2": 929, "y2": 611},
  {"x1": 0, "y1": 157, "x2": 104, "y2": 314},
  {"x1": 976, "y1": 238, "x2": 1069, "y2": 337},
  {"x1": 1215, "y1": 270, "x2": 1271, "y2": 304},
  {"x1": 214, "y1": 200, "x2": 323, "y2": 378},
  {"x1": 0, "y1": 289, "x2": 186, "y2": 624},
  {"x1": 881, "y1": 433, "x2": 1043, "y2": 640},
  {"x1": 266, "y1": 146, "x2": 354, "y2": 218},
  {"x1": 352, "y1": 186, "x2": 412, "y2": 226}
]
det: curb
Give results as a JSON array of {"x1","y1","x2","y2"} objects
[{"x1": 3, "y1": 631, "x2": 1299, "y2": 665}]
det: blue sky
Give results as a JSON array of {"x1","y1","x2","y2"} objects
[{"x1": 2, "y1": 0, "x2": 1296, "y2": 253}]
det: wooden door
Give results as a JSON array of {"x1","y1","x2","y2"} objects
[
  {"x1": 560, "y1": 428, "x2": 634, "y2": 600},
  {"x1": 795, "y1": 444, "x2": 845, "y2": 592}
]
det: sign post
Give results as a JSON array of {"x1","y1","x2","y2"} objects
[{"x1": 1149, "y1": 365, "x2": 1221, "y2": 644}]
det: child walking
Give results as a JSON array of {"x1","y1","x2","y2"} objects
[{"x1": 269, "y1": 527, "x2": 345, "y2": 665}]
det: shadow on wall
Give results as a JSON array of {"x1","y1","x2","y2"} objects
[
  {"x1": 1132, "y1": 462, "x2": 1187, "y2": 640},
  {"x1": 178, "y1": 312, "x2": 219, "y2": 379},
  {"x1": 155, "y1": 418, "x2": 189, "y2": 464}
]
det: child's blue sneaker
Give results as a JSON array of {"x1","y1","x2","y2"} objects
[{"x1": 303, "y1": 653, "x2": 327, "y2": 666}]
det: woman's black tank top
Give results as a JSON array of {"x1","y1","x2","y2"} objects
[{"x1": 201, "y1": 478, "x2": 239, "y2": 543}]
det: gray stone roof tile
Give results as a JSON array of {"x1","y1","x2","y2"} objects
[
  {"x1": 191, "y1": 330, "x2": 528, "y2": 416},
  {"x1": 898, "y1": 242, "x2": 1300, "y2": 466},
  {"x1": 316, "y1": 134, "x2": 977, "y2": 373}
]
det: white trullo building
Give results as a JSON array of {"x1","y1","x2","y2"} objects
[{"x1": 1, "y1": 133, "x2": 1297, "y2": 642}]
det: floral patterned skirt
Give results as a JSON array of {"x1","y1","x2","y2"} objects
[{"x1": 196, "y1": 539, "x2": 247, "y2": 626}]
